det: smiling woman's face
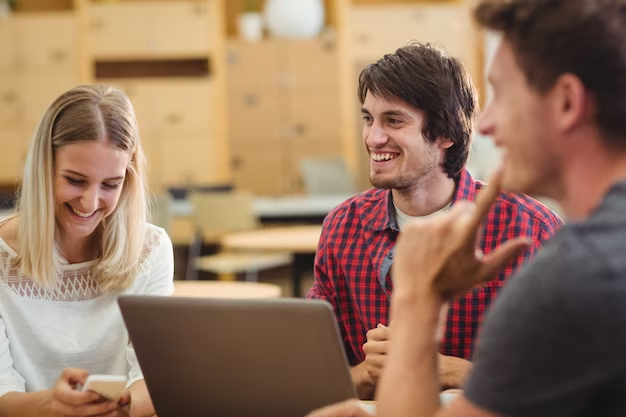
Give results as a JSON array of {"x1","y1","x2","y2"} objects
[{"x1": 54, "y1": 140, "x2": 130, "y2": 242}]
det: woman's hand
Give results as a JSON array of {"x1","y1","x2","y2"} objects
[
  {"x1": 47, "y1": 368, "x2": 128, "y2": 416},
  {"x1": 306, "y1": 399, "x2": 374, "y2": 417}
]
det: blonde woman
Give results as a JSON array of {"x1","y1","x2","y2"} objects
[{"x1": 0, "y1": 85, "x2": 174, "y2": 416}]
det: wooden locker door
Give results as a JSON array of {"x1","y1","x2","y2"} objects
[
  {"x1": 90, "y1": 3, "x2": 151, "y2": 58},
  {"x1": 140, "y1": 131, "x2": 162, "y2": 193},
  {"x1": 0, "y1": 130, "x2": 28, "y2": 184},
  {"x1": 149, "y1": 1, "x2": 211, "y2": 57},
  {"x1": 353, "y1": 61, "x2": 373, "y2": 192},
  {"x1": 150, "y1": 78, "x2": 213, "y2": 139},
  {"x1": 226, "y1": 40, "x2": 281, "y2": 92},
  {"x1": 158, "y1": 136, "x2": 221, "y2": 187},
  {"x1": 0, "y1": 77, "x2": 21, "y2": 130},
  {"x1": 285, "y1": 140, "x2": 346, "y2": 195},
  {"x1": 283, "y1": 39, "x2": 339, "y2": 91},
  {"x1": 231, "y1": 147, "x2": 287, "y2": 196},
  {"x1": 18, "y1": 13, "x2": 79, "y2": 76},
  {"x1": 351, "y1": 5, "x2": 414, "y2": 60},
  {"x1": 0, "y1": 18, "x2": 19, "y2": 75},
  {"x1": 101, "y1": 80, "x2": 156, "y2": 135},
  {"x1": 228, "y1": 90, "x2": 283, "y2": 147},
  {"x1": 19, "y1": 75, "x2": 78, "y2": 133},
  {"x1": 404, "y1": 5, "x2": 469, "y2": 64},
  {"x1": 351, "y1": 4, "x2": 467, "y2": 61},
  {"x1": 285, "y1": 90, "x2": 343, "y2": 194},
  {"x1": 286, "y1": 91, "x2": 341, "y2": 145}
]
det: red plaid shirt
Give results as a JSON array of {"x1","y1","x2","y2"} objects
[{"x1": 308, "y1": 169, "x2": 562, "y2": 365}]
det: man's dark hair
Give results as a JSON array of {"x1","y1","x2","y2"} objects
[
  {"x1": 358, "y1": 42, "x2": 478, "y2": 179},
  {"x1": 475, "y1": 0, "x2": 626, "y2": 146}
]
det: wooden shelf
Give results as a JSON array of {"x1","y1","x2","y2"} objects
[
  {"x1": 13, "y1": 0, "x2": 73, "y2": 12},
  {"x1": 94, "y1": 58, "x2": 210, "y2": 78},
  {"x1": 224, "y1": 0, "x2": 337, "y2": 38}
]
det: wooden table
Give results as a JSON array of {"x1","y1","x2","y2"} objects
[
  {"x1": 221, "y1": 225, "x2": 322, "y2": 297},
  {"x1": 173, "y1": 280, "x2": 282, "y2": 299}
]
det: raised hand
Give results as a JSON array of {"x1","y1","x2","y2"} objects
[{"x1": 392, "y1": 169, "x2": 530, "y2": 303}]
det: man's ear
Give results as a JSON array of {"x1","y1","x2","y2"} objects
[
  {"x1": 438, "y1": 137, "x2": 454, "y2": 150},
  {"x1": 551, "y1": 73, "x2": 595, "y2": 133}
]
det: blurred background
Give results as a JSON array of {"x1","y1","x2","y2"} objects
[{"x1": 0, "y1": 0, "x2": 516, "y2": 295}]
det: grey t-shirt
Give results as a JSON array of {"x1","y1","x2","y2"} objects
[{"x1": 465, "y1": 181, "x2": 626, "y2": 417}]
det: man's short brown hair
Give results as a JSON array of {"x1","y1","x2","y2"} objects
[
  {"x1": 475, "y1": 0, "x2": 626, "y2": 146},
  {"x1": 358, "y1": 43, "x2": 478, "y2": 179}
]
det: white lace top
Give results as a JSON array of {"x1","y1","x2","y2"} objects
[{"x1": 0, "y1": 224, "x2": 174, "y2": 397}]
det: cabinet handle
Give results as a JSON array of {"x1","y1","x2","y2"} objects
[
  {"x1": 91, "y1": 19, "x2": 104, "y2": 30},
  {"x1": 413, "y1": 11, "x2": 426, "y2": 21},
  {"x1": 232, "y1": 157, "x2": 243, "y2": 169},
  {"x1": 192, "y1": 4, "x2": 206, "y2": 15},
  {"x1": 1, "y1": 92, "x2": 16, "y2": 103},
  {"x1": 227, "y1": 51, "x2": 239, "y2": 65},
  {"x1": 244, "y1": 94, "x2": 258, "y2": 107},
  {"x1": 356, "y1": 33, "x2": 369, "y2": 44},
  {"x1": 165, "y1": 113, "x2": 182, "y2": 125},
  {"x1": 50, "y1": 50, "x2": 67, "y2": 62},
  {"x1": 295, "y1": 123, "x2": 307, "y2": 136}
]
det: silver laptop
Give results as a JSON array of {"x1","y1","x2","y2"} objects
[{"x1": 118, "y1": 296, "x2": 357, "y2": 417}]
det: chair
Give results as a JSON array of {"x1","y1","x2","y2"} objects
[
  {"x1": 299, "y1": 156, "x2": 357, "y2": 195},
  {"x1": 186, "y1": 191, "x2": 292, "y2": 281},
  {"x1": 149, "y1": 192, "x2": 173, "y2": 234}
]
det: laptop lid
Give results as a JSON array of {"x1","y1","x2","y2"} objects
[{"x1": 118, "y1": 296, "x2": 357, "y2": 417}]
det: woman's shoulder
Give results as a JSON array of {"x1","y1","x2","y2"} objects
[
  {"x1": 140, "y1": 223, "x2": 172, "y2": 259},
  {"x1": 144, "y1": 223, "x2": 168, "y2": 246},
  {"x1": 0, "y1": 216, "x2": 19, "y2": 254}
]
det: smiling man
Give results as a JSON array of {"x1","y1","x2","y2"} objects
[{"x1": 307, "y1": 42, "x2": 563, "y2": 399}]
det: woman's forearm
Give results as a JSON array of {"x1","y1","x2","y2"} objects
[
  {"x1": 0, "y1": 390, "x2": 49, "y2": 417},
  {"x1": 128, "y1": 379, "x2": 156, "y2": 417}
]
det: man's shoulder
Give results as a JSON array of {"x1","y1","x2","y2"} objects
[
  {"x1": 324, "y1": 188, "x2": 387, "y2": 226},
  {"x1": 491, "y1": 191, "x2": 563, "y2": 231}
]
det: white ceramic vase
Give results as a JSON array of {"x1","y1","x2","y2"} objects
[
  {"x1": 264, "y1": 0, "x2": 325, "y2": 39},
  {"x1": 238, "y1": 12, "x2": 264, "y2": 42}
]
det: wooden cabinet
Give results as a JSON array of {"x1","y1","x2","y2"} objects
[
  {"x1": 231, "y1": 148, "x2": 286, "y2": 196},
  {"x1": 226, "y1": 41, "x2": 280, "y2": 91},
  {"x1": 90, "y1": 1, "x2": 212, "y2": 59},
  {"x1": 19, "y1": 13, "x2": 78, "y2": 75},
  {"x1": 0, "y1": 11, "x2": 81, "y2": 184},
  {"x1": 228, "y1": 92, "x2": 283, "y2": 147},
  {"x1": 226, "y1": 38, "x2": 342, "y2": 195},
  {"x1": 0, "y1": 130, "x2": 29, "y2": 184},
  {"x1": 0, "y1": 19, "x2": 19, "y2": 74},
  {"x1": 350, "y1": 4, "x2": 474, "y2": 68},
  {"x1": 89, "y1": 0, "x2": 228, "y2": 193},
  {"x1": 0, "y1": 79, "x2": 20, "y2": 129},
  {"x1": 102, "y1": 77, "x2": 222, "y2": 191},
  {"x1": 20, "y1": 75, "x2": 78, "y2": 127}
]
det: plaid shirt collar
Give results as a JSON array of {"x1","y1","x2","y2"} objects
[{"x1": 359, "y1": 168, "x2": 479, "y2": 232}]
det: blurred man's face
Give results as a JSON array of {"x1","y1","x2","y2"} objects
[
  {"x1": 478, "y1": 39, "x2": 561, "y2": 197},
  {"x1": 361, "y1": 92, "x2": 451, "y2": 192}
]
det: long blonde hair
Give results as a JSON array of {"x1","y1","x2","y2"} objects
[{"x1": 17, "y1": 85, "x2": 149, "y2": 292}]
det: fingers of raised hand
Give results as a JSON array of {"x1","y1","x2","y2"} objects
[{"x1": 478, "y1": 237, "x2": 531, "y2": 282}]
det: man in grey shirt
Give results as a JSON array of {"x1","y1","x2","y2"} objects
[{"x1": 307, "y1": 0, "x2": 626, "y2": 416}]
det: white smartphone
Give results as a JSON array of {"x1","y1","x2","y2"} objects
[{"x1": 81, "y1": 374, "x2": 128, "y2": 401}]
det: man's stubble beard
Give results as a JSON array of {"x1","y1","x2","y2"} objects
[{"x1": 369, "y1": 154, "x2": 439, "y2": 193}]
